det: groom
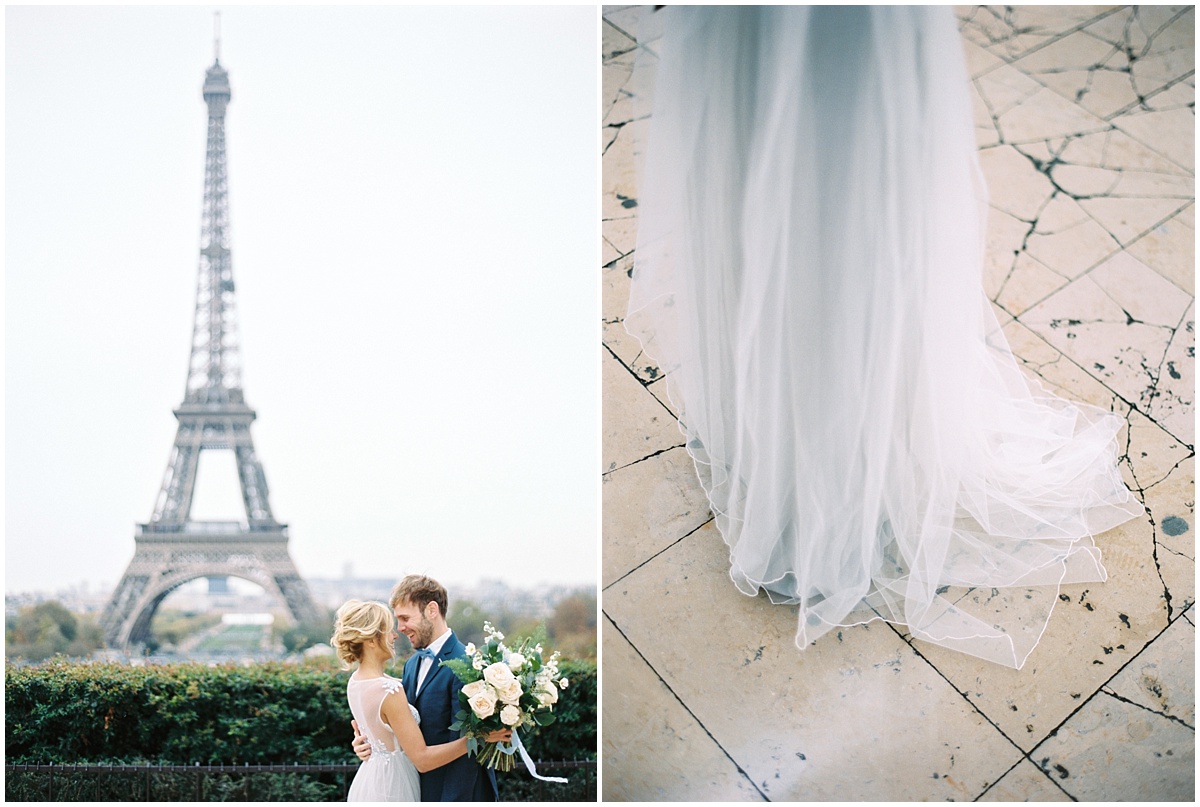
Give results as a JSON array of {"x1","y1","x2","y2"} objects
[{"x1": 352, "y1": 574, "x2": 498, "y2": 801}]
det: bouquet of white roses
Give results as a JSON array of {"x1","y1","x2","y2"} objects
[{"x1": 442, "y1": 622, "x2": 569, "y2": 774}]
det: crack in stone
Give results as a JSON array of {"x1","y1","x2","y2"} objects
[
  {"x1": 1142, "y1": 498, "x2": 1178, "y2": 621},
  {"x1": 1101, "y1": 686, "x2": 1196, "y2": 731}
]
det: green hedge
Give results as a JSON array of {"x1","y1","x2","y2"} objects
[{"x1": 6, "y1": 657, "x2": 596, "y2": 801}]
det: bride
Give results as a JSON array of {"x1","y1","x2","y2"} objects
[
  {"x1": 332, "y1": 600, "x2": 509, "y2": 802},
  {"x1": 626, "y1": 6, "x2": 1143, "y2": 669}
]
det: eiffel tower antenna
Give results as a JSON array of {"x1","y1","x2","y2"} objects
[
  {"x1": 103, "y1": 39, "x2": 319, "y2": 652},
  {"x1": 214, "y1": 12, "x2": 221, "y2": 62}
]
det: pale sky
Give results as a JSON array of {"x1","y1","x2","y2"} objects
[{"x1": 5, "y1": 6, "x2": 599, "y2": 595}]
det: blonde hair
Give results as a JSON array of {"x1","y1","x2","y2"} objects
[{"x1": 331, "y1": 600, "x2": 393, "y2": 669}]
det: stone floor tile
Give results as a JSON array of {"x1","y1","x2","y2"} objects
[
  {"x1": 976, "y1": 758, "x2": 1072, "y2": 802},
  {"x1": 602, "y1": 348, "x2": 683, "y2": 474},
  {"x1": 1130, "y1": 46, "x2": 1197, "y2": 99},
  {"x1": 1029, "y1": 692, "x2": 1195, "y2": 800},
  {"x1": 1012, "y1": 29, "x2": 1122, "y2": 74},
  {"x1": 1033, "y1": 191, "x2": 1092, "y2": 232},
  {"x1": 602, "y1": 124, "x2": 619, "y2": 154},
  {"x1": 983, "y1": 206, "x2": 1033, "y2": 299},
  {"x1": 1148, "y1": 299, "x2": 1194, "y2": 445},
  {"x1": 601, "y1": 619, "x2": 764, "y2": 802},
  {"x1": 1088, "y1": 250, "x2": 1192, "y2": 329},
  {"x1": 1108, "y1": 169, "x2": 1194, "y2": 199},
  {"x1": 1146, "y1": 78, "x2": 1196, "y2": 112},
  {"x1": 1058, "y1": 128, "x2": 1188, "y2": 175},
  {"x1": 979, "y1": 146, "x2": 1055, "y2": 221},
  {"x1": 1106, "y1": 609, "x2": 1196, "y2": 726},
  {"x1": 602, "y1": 5, "x2": 661, "y2": 49},
  {"x1": 1003, "y1": 319, "x2": 1130, "y2": 413},
  {"x1": 602, "y1": 236, "x2": 621, "y2": 268},
  {"x1": 602, "y1": 121, "x2": 645, "y2": 221},
  {"x1": 1020, "y1": 264, "x2": 1185, "y2": 414},
  {"x1": 997, "y1": 87, "x2": 1110, "y2": 143},
  {"x1": 602, "y1": 446, "x2": 710, "y2": 588},
  {"x1": 1124, "y1": 202, "x2": 1193, "y2": 296},
  {"x1": 996, "y1": 252, "x2": 1069, "y2": 316},
  {"x1": 602, "y1": 254, "x2": 662, "y2": 385},
  {"x1": 1080, "y1": 195, "x2": 1191, "y2": 246},
  {"x1": 976, "y1": 64, "x2": 1047, "y2": 117},
  {"x1": 909, "y1": 510, "x2": 1169, "y2": 752},
  {"x1": 601, "y1": 216, "x2": 638, "y2": 259},
  {"x1": 1037, "y1": 68, "x2": 1142, "y2": 121},
  {"x1": 1123, "y1": 408, "x2": 1193, "y2": 492},
  {"x1": 1142, "y1": 456, "x2": 1195, "y2": 618},
  {"x1": 600, "y1": 252, "x2": 667, "y2": 386},
  {"x1": 1023, "y1": 214, "x2": 1121, "y2": 279},
  {"x1": 1111, "y1": 107, "x2": 1196, "y2": 173},
  {"x1": 602, "y1": 18, "x2": 636, "y2": 61},
  {"x1": 602, "y1": 52, "x2": 635, "y2": 124},
  {"x1": 961, "y1": 36, "x2": 1006, "y2": 78},
  {"x1": 1050, "y1": 163, "x2": 1120, "y2": 196},
  {"x1": 1138, "y1": 6, "x2": 1195, "y2": 53},
  {"x1": 959, "y1": 4, "x2": 1066, "y2": 57},
  {"x1": 605, "y1": 523, "x2": 1025, "y2": 801}
]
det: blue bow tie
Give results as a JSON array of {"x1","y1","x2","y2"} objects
[{"x1": 414, "y1": 647, "x2": 436, "y2": 661}]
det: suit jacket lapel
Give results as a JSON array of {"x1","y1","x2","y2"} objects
[
  {"x1": 403, "y1": 654, "x2": 419, "y2": 703},
  {"x1": 418, "y1": 630, "x2": 461, "y2": 699}
]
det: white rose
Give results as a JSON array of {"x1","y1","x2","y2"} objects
[
  {"x1": 537, "y1": 684, "x2": 559, "y2": 706},
  {"x1": 468, "y1": 687, "x2": 498, "y2": 719},
  {"x1": 500, "y1": 704, "x2": 521, "y2": 726},
  {"x1": 559, "y1": 677, "x2": 569, "y2": 689},
  {"x1": 483, "y1": 661, "x2": 516, "y2": 689},
  {"x1": 464, "y1": 643, "x2": 476, "y2": 656},
  {"x1": 507, "y1": 652, "x2": 526, "y2": 672},
  {"x1": 472, "y1": 654, "x2": 485, "y2": 670},
  {"x1": 497, "y1": 679, "x2": 523, "y2": 705},
  {"x1": 462, "y1": 679, "x2": 489, "y2": 699}
]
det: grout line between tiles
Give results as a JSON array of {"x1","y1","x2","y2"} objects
[{"x1": 602, "y1": 611, "x2": 770, "y2": 801}]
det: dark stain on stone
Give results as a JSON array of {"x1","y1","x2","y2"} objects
[
  {"x1": 1059, "y1": 594, "x2": 1071, "y2": 602},
  {"x1": 617, "y1": 193, "x2": 638, "y2": 209},
  {"x1": 1093, "y1": 659, "x2": 1104, "y2": 665},
  {"x1": 1071, "y1": 693, "x2": 1081, "y2": 699},
  {"x1": 1085, "y1": 602, "x2": 1095, "y2": 611},
  {"x1": 796, "y1": 753, "x2": 807, "y2": 761},
  {"x1": 1103, "y1": 646, "x2": 1113, "y2": 654},
  {"x1": 1053, "y1": 764, "x2": 1069, "y2": 779},
  {"x1": 1010, "y1": 704, "x2": 1018, "y2": 711},
  {"x1": 1119, "y1": 613, "x2": 1131, "y2": 628},
  {"x1": 1094, "y1": 363, "x2": 1105, "y2": 371},
  {"x1": 1167, "y1": 361, "x2": 1181, "y2": 380},
  {"x1": 1162, "y1": 516, "x2": 1189, "y2": 536}
]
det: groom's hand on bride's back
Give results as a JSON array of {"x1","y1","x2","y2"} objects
[{"x1": 351, "y1": 720, "x2": 372, "y2": 761}]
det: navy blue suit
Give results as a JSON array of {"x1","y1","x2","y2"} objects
[{"x1": 403, "y1": 630, "x2": 497, "y2": 801}]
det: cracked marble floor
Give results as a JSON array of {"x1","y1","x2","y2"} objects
[{"x1": 601, "y1": 6, "x2": 1194, "y2": 802}]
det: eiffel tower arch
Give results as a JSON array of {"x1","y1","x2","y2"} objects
[{"x1": 102, "y1": 31, "x2": 319, "y2": 652}]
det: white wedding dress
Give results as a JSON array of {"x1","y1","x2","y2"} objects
[
  {"x1": 346, "y1": 674, "x2": 422, "y2": 802},
  {"x1": 625, "y1": 6, "x2": 1143, "y2": 669}
]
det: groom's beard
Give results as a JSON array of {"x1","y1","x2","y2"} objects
[{"x1": 410, "y1": 615, "x2": 435, "y2": 649}]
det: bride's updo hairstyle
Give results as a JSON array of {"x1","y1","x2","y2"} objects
[{"x1": 331, "y1": 599, "x2": 393, "y2": 669}]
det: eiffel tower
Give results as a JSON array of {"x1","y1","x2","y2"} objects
[{"x1": 102, "y1": 30, "x2": 320, "y2": 651}]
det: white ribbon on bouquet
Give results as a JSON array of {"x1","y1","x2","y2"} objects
[{"x1": 511, "y1": 732, "x2": 568, "y2": 783}]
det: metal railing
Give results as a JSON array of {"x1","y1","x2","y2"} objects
[{"x1": 5, "y1": 759, "x2": 596, "y2": 802}]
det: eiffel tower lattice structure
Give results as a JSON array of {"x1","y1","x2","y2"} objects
[{"x1": 102, "y1": 40, "x2": 320, "y2": 651}]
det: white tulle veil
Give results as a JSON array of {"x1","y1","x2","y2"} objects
[{"x1": 624, "y1": 6, "x2": 1143, "y2": 669}]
